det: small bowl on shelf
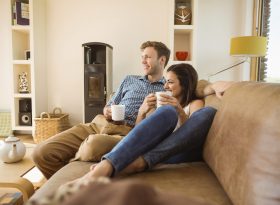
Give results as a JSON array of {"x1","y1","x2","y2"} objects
[{"x1": 176, "y1": 51, "x2": 188, "y2": 61}]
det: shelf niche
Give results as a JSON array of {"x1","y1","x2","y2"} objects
[
  {"x1": 12, "y1": 29, "x2": 30, "y2": 60},
  {"x1": 13, "y1": 64, "x2": 32, "y2": 94},
  {"x1": 173, "y1": 29, "x2": 193, "y2": 61}
]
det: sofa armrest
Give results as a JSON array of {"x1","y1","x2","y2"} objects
[
  {"x1": 0, "y1": 177, "x2": 34, "y2": 202},
  {"x1": 203, "y1": 81, "x2": 280, "y2": 205}
]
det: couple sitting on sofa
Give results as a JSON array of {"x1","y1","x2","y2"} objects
[{"x1": 32, "y1": 41, "x2": 233, "y2": 182}]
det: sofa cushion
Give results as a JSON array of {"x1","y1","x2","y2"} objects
[
  {"x1": 59, "y1": 179, "x2": 211, "y2": 205},
  {"x1": 29, "y1": 177, "x2": 212, "y2": 205},
  {"x1": 31, "y1": 161, "x2": 232, "y2": 205},
  {"x1": 30, "y1": 161, "x2": 93, "y2": 200},
  {"x1": 124, "y1": 162, "x2": 232, "y2": 205},
  {"x1": 203, "y1": 82, "x2": 280, "y2": 205},
  {"x1": 70, "y1": 134, "x2": 124, "y2": 162}
]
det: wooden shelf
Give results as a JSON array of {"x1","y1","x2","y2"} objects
[
  {"x1": 14, "y1": 93, "x2": 32, "y2": 98},
  {"x1": 13, "y1": 126, "x2": 33, "y2": 131},
  {"x1": 12, "y1": 25, "x2": 30, "y2": 33},
  {"x1": 173, "y1": 25, "x2": 194, "y2": 30},
  {"x1": 13, "y1": 60, "x2": 31, "y2": 65},
  {"x1": 173, "y1": 60, "x2": 193, "y2": 64}
]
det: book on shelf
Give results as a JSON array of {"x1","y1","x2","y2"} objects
[{"x1": 13, "y1": 1, "x2": 30, "y2": 26}]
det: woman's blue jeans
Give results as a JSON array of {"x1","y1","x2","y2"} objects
[{"x1": 103, "y1": 105, "x2": 217, "y2": 173}]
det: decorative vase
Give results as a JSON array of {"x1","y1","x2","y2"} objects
[
  {"x1": 174, "y1": 4, "x2": 192, "y2": 25},
  {"x1": 18, "y1": 72, "x2": 29, "y2": 93},
  {"x1": 176, "y1": 51, "x2": 188, "y2": 61}
]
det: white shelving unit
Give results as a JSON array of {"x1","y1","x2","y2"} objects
[
  {"x1": 10, "y1": 0, "x2": 46, "y2": 135},
  {"x1": 169, "y1": 0, "x2": 197, "y2": 66}
]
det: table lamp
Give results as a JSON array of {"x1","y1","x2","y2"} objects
[{"x1": 208, "y1": 36, "x2": 267, "y2": 78}]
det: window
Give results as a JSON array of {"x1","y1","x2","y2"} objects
[
  {"x1": 264, "y1": 0, "x2": 280, "y2": 82},
  {"x1": 255, "y1": 0, "x2": 280, "y2": 82}
]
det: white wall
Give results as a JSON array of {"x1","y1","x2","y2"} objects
[
  {"x1": 0, "y1": 0, "x2": 254, "y2": 124},
  {"x1": 197, "y1": 0, "x2": 254, "y2": 81},
  {"x1": 0, "y1": 0, "x2": 12, "y2": 111},
  {"x1": 45, "y1": 0, "x2": 170, "y2": 124}
]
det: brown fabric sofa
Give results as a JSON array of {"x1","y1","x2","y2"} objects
[{"x1": 29, "y1": 82, "x2": 280, "y2": 205}]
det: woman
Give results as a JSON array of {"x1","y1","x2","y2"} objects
[{"x1": 80, "y1": 63, "x2": 216, "y2": 178}]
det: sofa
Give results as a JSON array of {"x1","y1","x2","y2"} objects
[{"x1": 29, "y1": 81, "x2": 280, "y2": 205}]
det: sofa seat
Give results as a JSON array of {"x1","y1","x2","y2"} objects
[
  {"x1": 32, "y1": 161, "x2": 232, "y2": 205},
  {"x1": 125, "y1": 162, "x2": 232, "y2": 205},
  {"x1": 32, "y1": 161, "x2": 92, "y2": 200}
]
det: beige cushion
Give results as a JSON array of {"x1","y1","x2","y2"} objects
[
  {"x1": 71, "y1": 115, "x2": 132, "y2": 162},
  {"x1": 28, "y1": 176, "x2": 213, "y2": 205},
  {"x1": 70, "y1": 134, "x2": 123, "y2": 162},
  {"x1": 123, "y1": 162, "x2": 232, "y2": 205},
  {"x1": 30, "y1": 162, "x2": 232, "y2": 205},
  {"x1": 59, "y1": 179, "x2": 211, "y2": 205}
]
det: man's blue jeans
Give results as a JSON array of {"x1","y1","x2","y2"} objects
[{"x1": 103, "y1": 105, "x2": 217, "y2": 173}]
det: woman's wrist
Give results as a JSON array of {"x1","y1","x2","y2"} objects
[
  {"x1": 177, "y1": 104, "x2": 189, "y2": 120},
  {"x1": 176, "y1": 105, "x2": 184, "y2": 117},
  {"x1": 138, "y1": 108, "x2": 147, "y2": 118}
]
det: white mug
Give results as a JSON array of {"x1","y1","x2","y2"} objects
[
  {"x1": 111, "y1": 104, "x2": 125, "y2": 121},
  {"x1": 156, "y1": 91, "x2": 172, "y2": 108}
]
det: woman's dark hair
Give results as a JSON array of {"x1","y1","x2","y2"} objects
[{"x1": 167, "y1": 63, "x2": 198, "y2": 107}]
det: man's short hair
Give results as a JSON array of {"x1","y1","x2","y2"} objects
[{"x1": 140, "y1": 41, "x2": 170, "y2": 67}]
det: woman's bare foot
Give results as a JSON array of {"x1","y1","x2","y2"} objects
[
  {"x1": 119, "y1": 156, "x2": 147, "y2": 176},
  {"x1": 66, "y1": 157, "x2": 147, "y2": 187},
  {"x1": 64, "y1": 161, "x2": 113, "y2": 186},
  {"x1": 90, "y1": 163, "x2": 97, "y2": 170},
  {"x1": 87, "y1": 160, "x2": 114, "y2": 178}
]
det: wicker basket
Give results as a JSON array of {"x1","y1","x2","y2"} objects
[{"x1": 34, "y1": 107, "x2": 70, "y2": 143}]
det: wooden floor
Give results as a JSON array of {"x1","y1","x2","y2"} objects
[{"x1": 0, "y1": 134, "x2": 47, "y2": 191}]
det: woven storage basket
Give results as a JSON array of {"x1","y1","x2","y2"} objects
[{"x1": 34, "y1": 107, "x2": 70, "y2": 143}]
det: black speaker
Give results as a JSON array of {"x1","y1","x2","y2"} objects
[
  {"x1": 19, "y1": 112, "x2": 32, "y2": 126},
  {"x1": 19, "y1": 99, "x2": 32, "y2": 112}
]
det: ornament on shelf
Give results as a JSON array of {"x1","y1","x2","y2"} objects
[
  {"x1": 25, "y1": 50, "x2": 30, "y2": 60},
  {"x1": 18, "y1": 72, "x2": 29, "y2": 93},
  {"x1": 176, "y1": 51, "x2": 189, "y2": 61},
  {"x1": 174, "y1": 4, "x2": 192, "y2": 25}
]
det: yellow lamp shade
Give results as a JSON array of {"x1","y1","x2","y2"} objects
[{"x1": 230, "y1": 36, "x2": 267, "y2": 57}]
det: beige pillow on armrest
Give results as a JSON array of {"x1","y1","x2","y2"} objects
[
  {"x1": 70, "y1": 116, "x2": 132, "y2": 162},
  {"x1": 70, "y1": 134, "x2": 124, "y2": 162},
  {"x1": 196, "y1": 80, "x2": 213, "y2": 98}
]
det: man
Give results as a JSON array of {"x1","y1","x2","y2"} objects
[
  {"x1": 32, "y1": 41, "x2": 172, "y2": 179},
  {"x1": 102, "y1": 41, "x2": 170, "y2": 126}
]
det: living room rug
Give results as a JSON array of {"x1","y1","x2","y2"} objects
[{"x1": 0, "y1": 112, "x2": 12, "y2": 137}]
